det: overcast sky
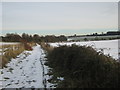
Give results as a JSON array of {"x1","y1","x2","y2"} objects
[{"x1": 1, "y1": 2, "x2": 118, "y2": 35}]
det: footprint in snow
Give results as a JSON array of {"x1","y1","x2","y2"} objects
[
  {"x1": 11, "y1": 80, "x2": 14, "y2": 82},
  {"x1": 20, "y1": 66, "x2": 23, "y2": 69},
  {"x1": 4, "y1": 77, "x2": 9, "y2": 80},
  {"x1": 26, "y1": 81, "x2": 32, "y2": 84},
  {"x1": 33, "y1": 63, "x2": 35, "y2": 65},
  {"x1": 6, "y1": 83, "x2": 11, "y2": 86},
  {"x1": 32, "y1": 80, "x2": 36, "y2": 82},
  {"x1": 15, "y1": 82, "x2": 19, "y2": 85},
  {"x1": 31, "y1": 86, "x2": 35, "y2": 88},
  {"x1": 26, "y1": 76, "x2": 29, "y2": 78},
  {"x1": 26, "y1": 60, "x2": 29, "y2": 62}
]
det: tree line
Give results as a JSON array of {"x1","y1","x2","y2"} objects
[
  {"x1": 1, "y1": 33, "x2": 67, "y2": 43},
  {"x1": 69, "y1": 31, "x2": 120, "y2": 38}
]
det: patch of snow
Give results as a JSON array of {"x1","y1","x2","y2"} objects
[{"x1": 0, "y1": 42, "x2": 20, "y2": 46}]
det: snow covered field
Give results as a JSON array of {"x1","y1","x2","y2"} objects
[
  {"x1": 49, "y1": 39, "x2": 120, "y2": 60},
  {"x1": 0, "y1": 42, "x2": 20, "y2": 45},
  {"x1": 0, "y1": 44, "x2": 53, "y2": 88}
]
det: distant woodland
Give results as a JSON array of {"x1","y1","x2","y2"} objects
[
  {"x1": 1, "y1": 31, "x2": 120, "y2": 43},
  {"x1": 1, "y1": 33, "x2": 67, "y2": 43},
  {"x1": 68, "y1": 31, "x2": 120, "y2": 38}
]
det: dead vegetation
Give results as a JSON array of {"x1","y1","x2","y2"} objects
[
  {"x1": 0, "y1": 42, "x2": 36, "y2": 68},
  {"x1": 39, "y1": 42, "x2": 54, "y2": 52},
  {"x1": 0, "y1": 43, "x2": 25, "y2": 68}
]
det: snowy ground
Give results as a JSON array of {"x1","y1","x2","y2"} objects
[
  {"x1": 0, "y1": 44, "x2": 53, "y2": 88},
  {"x1": 0, "y1": 39, "x2": 119, "y2": 88},
  {"x1": 49, "y1": 39, "x2": 120, "y2": 60}
]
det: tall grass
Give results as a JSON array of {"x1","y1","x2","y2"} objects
[
  {"x1": 40, "y1": 42, "x2": 54, "y2": 52},
  {"x1": 0, "y1": 42, "x2": 37, "y2": 68},
  {"x1": 0, "y1": 43, "x2": 25, "y2": 68}
]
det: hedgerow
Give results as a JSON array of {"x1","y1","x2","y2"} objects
[{"x1": 46, "y1": 45, "x2": 120, "y2": 88}]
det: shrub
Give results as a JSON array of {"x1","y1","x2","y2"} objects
[
  {"x1": 46, "y1": 45, "x2": 120, "y2": 88},
  {"x1": 40, "y1": 42, "x2": 54, "y2": 52},
  {"x1": 23, "y1": 43, "x2": 33, "y2": 50}
]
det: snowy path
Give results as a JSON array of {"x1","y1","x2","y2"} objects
[{"x1": 0, "y1": 44, "x2": 51, "y2": 88}]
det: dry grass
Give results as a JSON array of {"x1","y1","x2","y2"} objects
[
  {"x1": 0, "y1": 43, "x2": 25, "y2": 68},
  {"x1": 27, "y1": 42, "x2": 36, "y2": 47},
  {"x1": 40, "y1": 42, "x2": 54, "y2": 52},
  {"x1": 24, "y1": 42, "x2": 36, "y2": 51},
  {"x1": 0, "y1": 42, "x2": 37, "y2": 68}
]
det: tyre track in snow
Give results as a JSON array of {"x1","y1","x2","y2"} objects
[{"x1": 0, "y1": 44, "x2": 47, "y2": 88}]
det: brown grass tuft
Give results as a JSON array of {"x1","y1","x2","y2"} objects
[
  {"x1": 0, "y1": 43, "x2": 25, "y2": 68},
  {"x1": 40, "y1": 42, "x2": 54, "y2": 52}
]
